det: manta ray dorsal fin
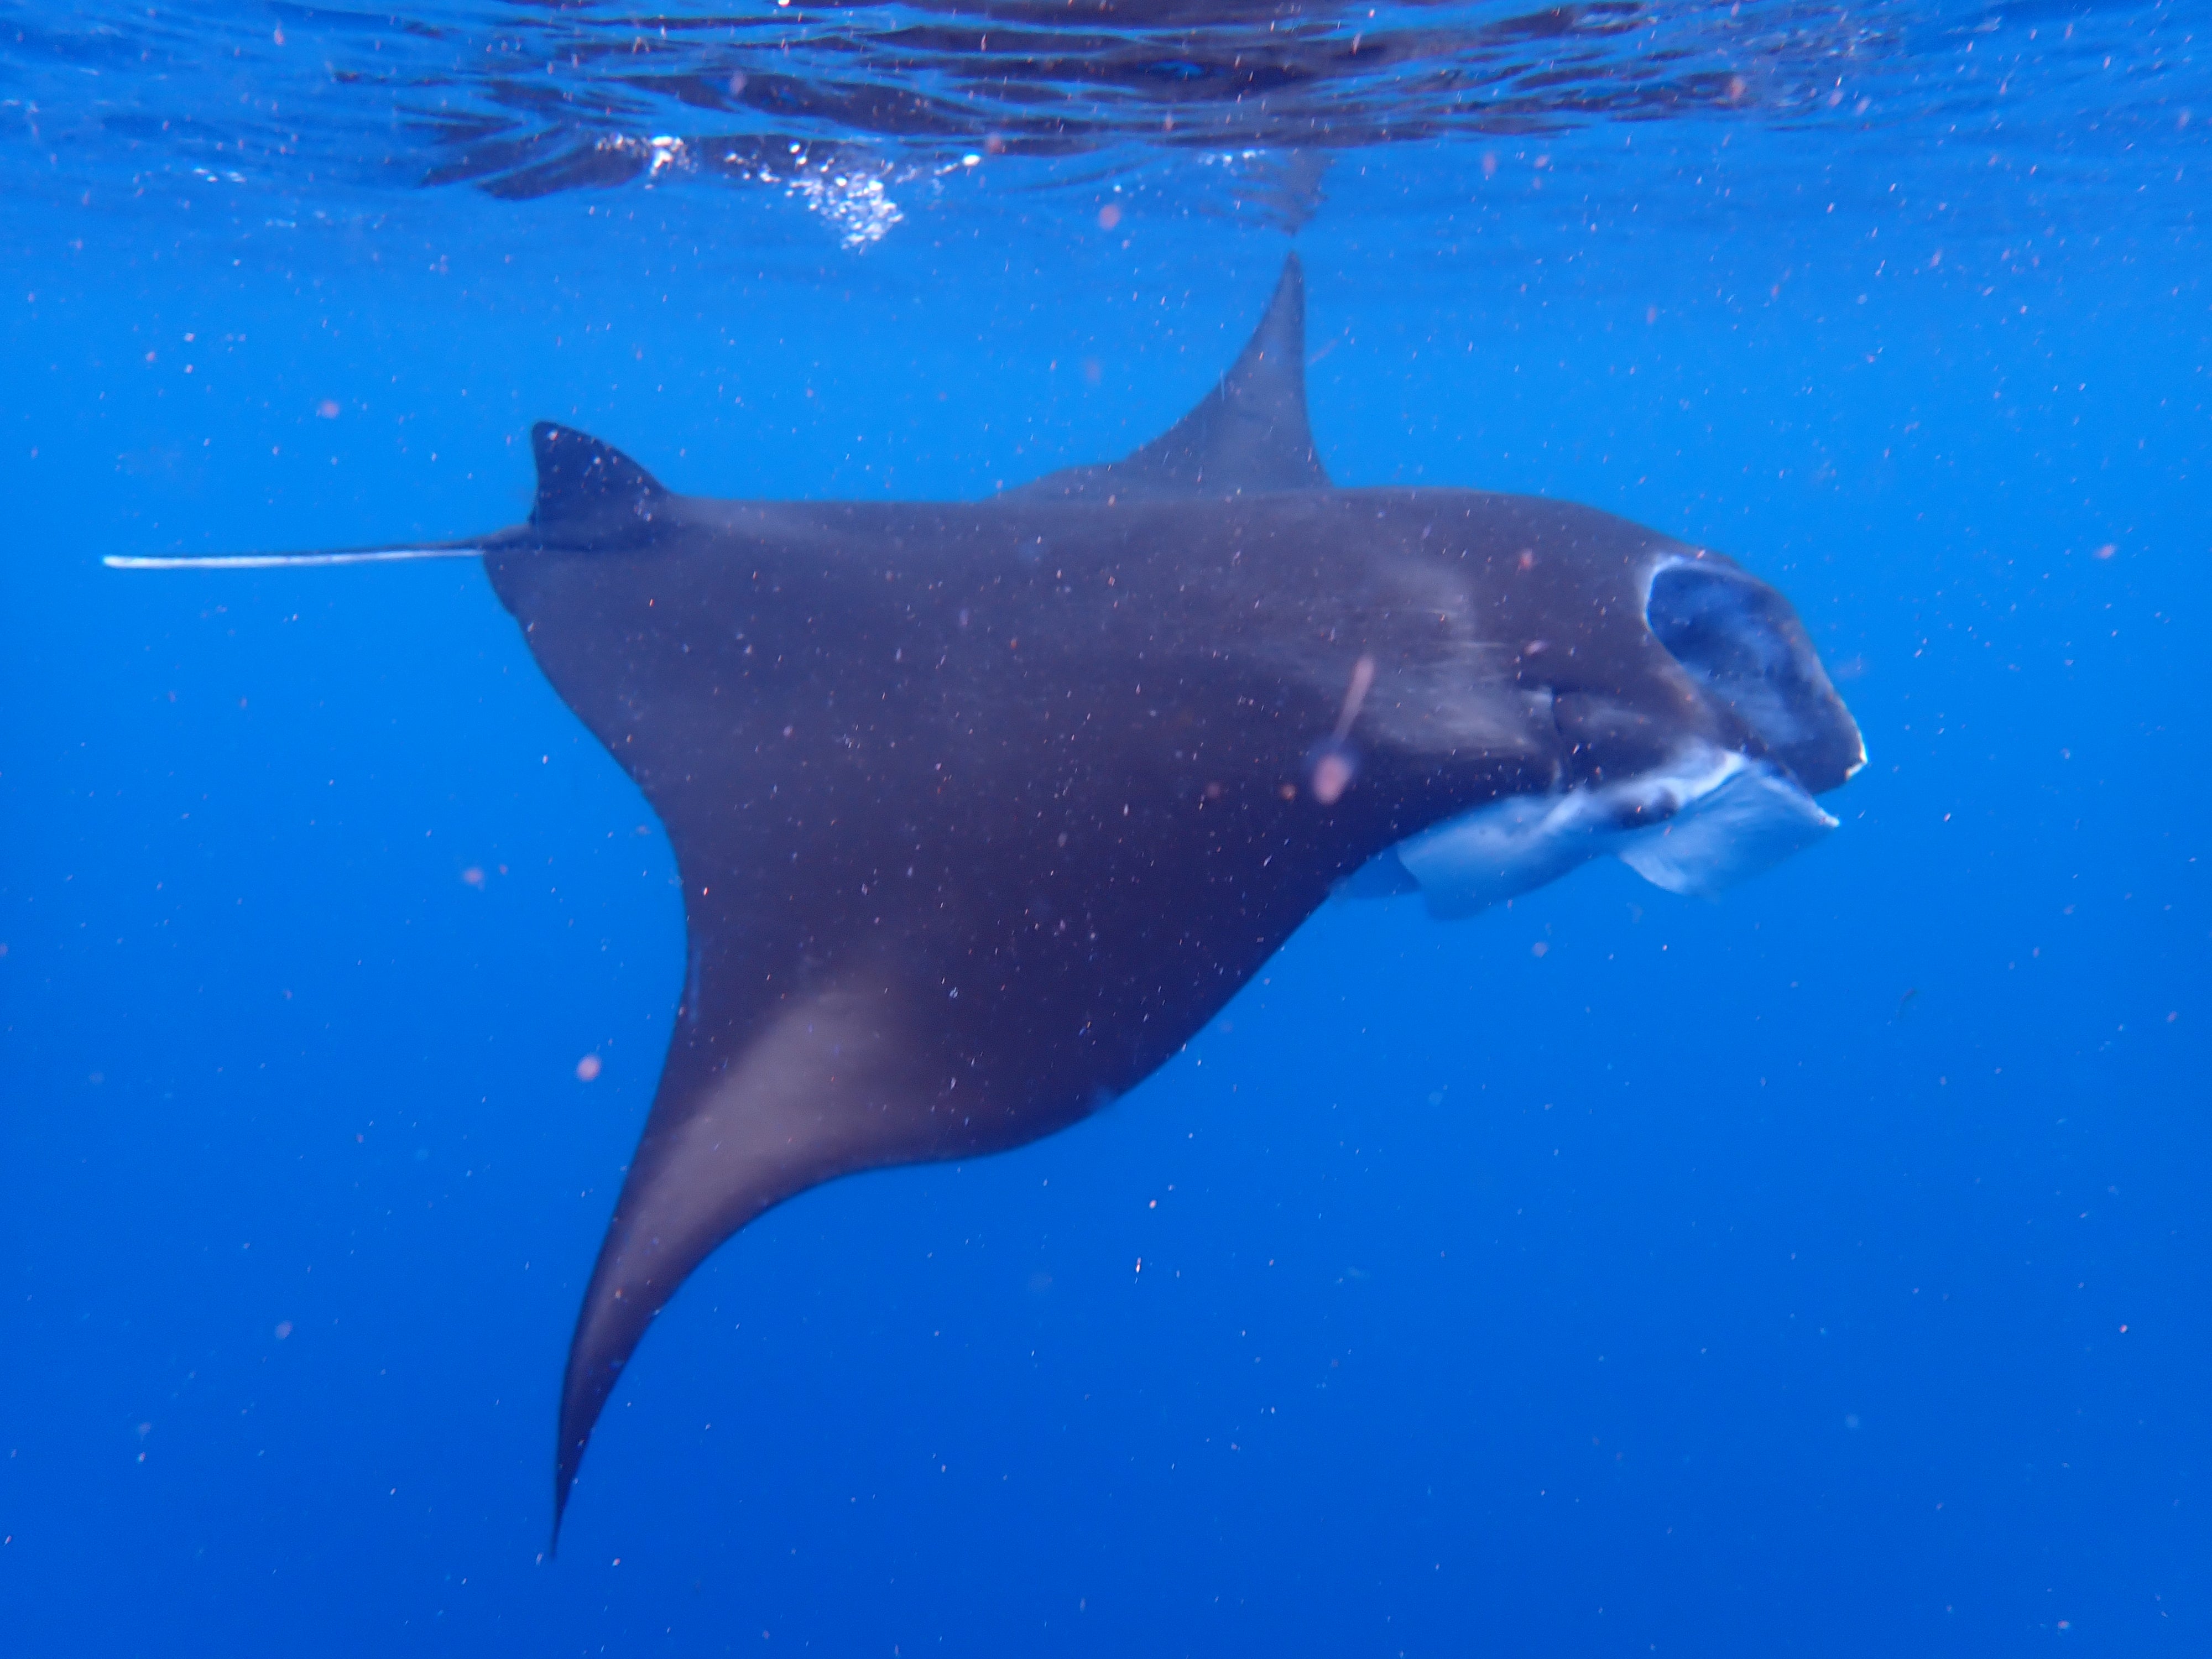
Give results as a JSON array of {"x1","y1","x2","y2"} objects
[
  {"x1": 530, "y1": 422, "x2": 670, "y2": 540},
  {"x1": 1016, "y1": 254, "x2": 1331, "y2": 500}
]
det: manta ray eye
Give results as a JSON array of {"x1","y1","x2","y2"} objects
[{"x1": 1645, "y1": 561, "x2": 1862, "y2": 792}]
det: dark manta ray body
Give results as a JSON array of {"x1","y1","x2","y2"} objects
[{"x1": 112, "y1": 258, "x2": 1864, "y2": 1536}]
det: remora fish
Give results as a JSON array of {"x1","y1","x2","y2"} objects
[{"x1": 111, "y1": 256, "x2": 1864, "y2": 1536}]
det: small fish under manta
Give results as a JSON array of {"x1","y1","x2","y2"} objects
[{"x1": 109, "y1": 255, "x2": 1865, "y2": 1542}]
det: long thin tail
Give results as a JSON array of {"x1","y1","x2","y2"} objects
[{"x1": 103, "y1": 544, "x2": 483, "y2": 570}]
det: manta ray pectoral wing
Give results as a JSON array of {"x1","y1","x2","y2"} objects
[
  {"x1": 1014, "y1": 253, "x2": 1331, "y2": 500},
  {"x1": 554, "y1": 975, "x2": 949, "y2": 1540}
]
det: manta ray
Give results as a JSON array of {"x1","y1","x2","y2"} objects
[{"x1": 112, "y1": 256, "x2": 1864, "y2": 1538}]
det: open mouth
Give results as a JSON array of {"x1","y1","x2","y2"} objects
[{"x1": 1645, "y1": 556, "x2": 1867, "y2": 793}]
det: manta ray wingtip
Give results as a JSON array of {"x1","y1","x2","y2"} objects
[
  {"x1": 542, "y1": 982, "x2": 952, "y2": 1534},
  {"x1": 547, "y1": 1479, "x2": 572, "y2": 1558}
]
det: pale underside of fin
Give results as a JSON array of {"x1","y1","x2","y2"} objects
[
  {"x1": 1614, "y1": 761, "x2": 1838, "y2": 897},
  {"x1": 1363, "y1": 745, "x2": 1838, "y2": 919}
]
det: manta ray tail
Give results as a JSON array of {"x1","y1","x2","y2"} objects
[
  {"x1": 102, "y1": 542, "x2": 484, "y2": 570},
  {"x1": 101, "y1": 422, "x2": 666, "y2": 572}
]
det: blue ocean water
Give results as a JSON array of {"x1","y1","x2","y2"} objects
[{"x1": 3, "y1": 2, "x2": 2208, "y2": 1651}]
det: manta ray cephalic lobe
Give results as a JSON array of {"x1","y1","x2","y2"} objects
[{"x1": 110, "y1": 257, "x2": 1865, "y2": 1540}]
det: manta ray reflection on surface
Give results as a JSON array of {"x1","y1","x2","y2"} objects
[{"x1": 111, "y1": 257, "x2": 1864, "y2": 1540}]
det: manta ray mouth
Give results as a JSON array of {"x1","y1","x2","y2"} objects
[{"x1": 1644, "y1": 556, "x2": 1866, "y2": 792}]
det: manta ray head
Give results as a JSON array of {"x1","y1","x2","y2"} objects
[{"x1": 1373, "y1": 538, "x2": 1865, "y2": 920}]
